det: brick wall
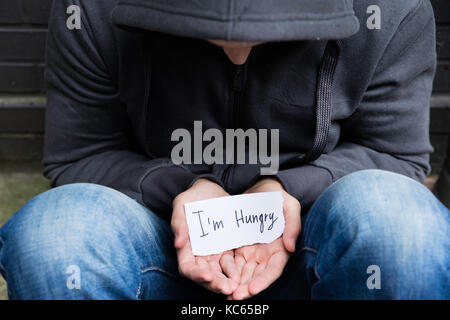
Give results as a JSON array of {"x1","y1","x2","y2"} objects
[
  {"x1": 0, "y1": 0, "x2": 449, "y2": 173},
  {"x1": 0, "y1": 0, "x2": 50, "y2": 93},
  {"x1": 431, "y1": 0, "x2": 450, "y2": 173}
]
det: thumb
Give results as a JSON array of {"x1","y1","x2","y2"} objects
[
  {"x1": 171, "y1": 203, "x2": 189, "y2": 249},
  {"x1": 282, "y1": 197, "x2": 301, "y2": 253},
  {"x1": 174, "y1": 226, "x2": 188, "y2": 249}
]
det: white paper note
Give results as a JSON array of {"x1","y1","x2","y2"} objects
[{"x1": 184, "y1": 191, "x2": 285, "y2": 256}]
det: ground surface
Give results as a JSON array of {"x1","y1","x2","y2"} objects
[{"x1": 0, "y1": 162, "x2": 441, "y2": 300}]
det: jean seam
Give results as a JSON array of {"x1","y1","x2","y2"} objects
[
  {"x1": 136, "y1": 279, "x2": 143, "y2": 299},
  {"x1": 136, "y1": 266, "x2": 181, "y2": 299},
  {"x1": 299, "y1": 246, "x2": 321, "y2": 280},
  {"x1": 141, "y1": 266, "x2": 179, "y2": 278}
]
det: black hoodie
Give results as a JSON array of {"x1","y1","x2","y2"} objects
[{"x1": 43, "y1": 0, "x2": 436, "y2": 218}]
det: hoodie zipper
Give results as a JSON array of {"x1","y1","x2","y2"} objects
[
  {"x1": 222, "y1": 64, "x2": 246, "y2": 185},
  {"x1": 232, "y1": 65, "x2": 244, "y2": 128}
]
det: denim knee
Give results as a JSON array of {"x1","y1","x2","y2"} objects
[
  {"x1": 314, "y1": 169, "x2": 448, "y2": 240},
  {"x1": 304, "y1": 170, "x2": 449, "y2": 298},
  {"x1": 2, "y1": 183, "x2": 146, "y2": 251},
  {"x1": 0, "y1": 183, "x2": 171, "y2": 299}
]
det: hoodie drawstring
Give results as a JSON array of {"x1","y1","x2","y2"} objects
[{"x1": 285, "y1": 40, "x2": 340, "y2": 167}]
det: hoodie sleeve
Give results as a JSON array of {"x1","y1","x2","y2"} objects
[
  {"x1": 43, "y1": 0, "x2": 220, "y2": 218},
  {"x1": 275, "y1": 0, "x2": 436, "y2": 212}
]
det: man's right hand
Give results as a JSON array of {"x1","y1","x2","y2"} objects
[{"x1": 171, "y1": 178, "x2": 240, "y2": 295}]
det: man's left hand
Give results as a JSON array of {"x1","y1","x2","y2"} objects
[{"x1": 227, "y1": 178, "x2": 302, "y2": 300}]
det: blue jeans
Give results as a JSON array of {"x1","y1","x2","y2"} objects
[{"x1": 0, "y1": 170, "x2": 449, "y2": 299}]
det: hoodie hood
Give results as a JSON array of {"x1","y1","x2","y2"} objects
[{"x1": 112, "y1": 0, "x2": 360, "y2": 42}]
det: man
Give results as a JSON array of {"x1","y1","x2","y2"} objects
[{"x1": 0, "y1": 0, "x2": 449, "y2": 299}]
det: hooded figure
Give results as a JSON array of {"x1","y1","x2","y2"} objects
[
  {"x1": 4, "y1": 0, "x2": 448, "y2": 301},
  {"x1": 43, "y1": 0, "x2": 436, "y2": 216}
]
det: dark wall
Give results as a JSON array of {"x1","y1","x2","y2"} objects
[
  {"x1": 0, "y1": 0, "x2": 449, "y2": 172},
  {"x1": 427, "y1": 0, "x2": 450, "y2": 173},
  {"x1": 434, "y1": 0, "x2": 450, "y2": 92},
  {"x1": 0, "y1": 0, "x2": 51, "y2": 93},
  {"x1": 0, "y1": 0, "x2": 448, "y2": 94}
]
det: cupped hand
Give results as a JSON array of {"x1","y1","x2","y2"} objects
[
  {"x1": 171, "y1": 178, "x2": 240, "y2": 295},
  {"x1": 228, "y1": 178, "x2": 302, "y2": 300}
]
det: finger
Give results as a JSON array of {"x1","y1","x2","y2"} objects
[
  {"x1": 206, "y1": 274, "x2": 235, "y2": 295},
  {"x1": 207, "y1": 260, "x2": 235, "y2": 295},
  {"x1": 234, "y1": 261, "x2": 266, "y2": 299},
  {"x1": 248, "y1": 251, "x2": 289, "y2": 295},
  {"x1": 232, "y1": 283, "x2": 250, "y2": 300},
  {"x1": 176, "y1": 236, "x2": 195, "y2": 266},
  {"x1": 179, "y1": 247, "x2": 235, "y2": 294},
  {"x1": 235, "y1": 255, "x2": 246, "y2": 276},
  {"x1": 189, "y1": 256, "x2": 235, "y2": 295},
  {"x1": 229, "y1": 254, "x2": 250, "y2": 300},
  {"x1": 282, "y1": 198, "x2": 301, "y2": 252},
  {"x1": 241, "y1": 260, "x2": 257, "y2": 285},
  {"x1": 178, "y1": 260, "x2": 214, "y2": 283},
  {"x1": 251, "y1": 261, "x2": 268, "y2": 280},
  {"x1": 232, "y1": 261, "x2": 257, "y2": 300},
  {"x1": 171, "y1": 204, "x2": 189, "y2": 249},
  {"x1": 208, "y1": 259, "x2": 223, "y2": 274},
  {"x1": 177, "y1": 241, "x2": 214, "y2": 284},
  {"x1": 220, "y1": 254, "x2": 240, "y2": 285}
]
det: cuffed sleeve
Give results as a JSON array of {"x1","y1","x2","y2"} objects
[
  {"x1": 276, "y1": 165, "x2": 333, "y2": 211},
  {"x1": 140, "y1": 162, "x2": 224, "y2": 215}
]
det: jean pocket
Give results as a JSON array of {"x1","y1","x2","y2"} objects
[
  {"x1": 299, "y1": 246, "x2": 320, "y2": 286},
  {"x1": 137, "y1": 266, "x2": 183, "y2": 299},
  {"x1": 138, "y1": 266, "x2": 219, "y2": 300}
]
